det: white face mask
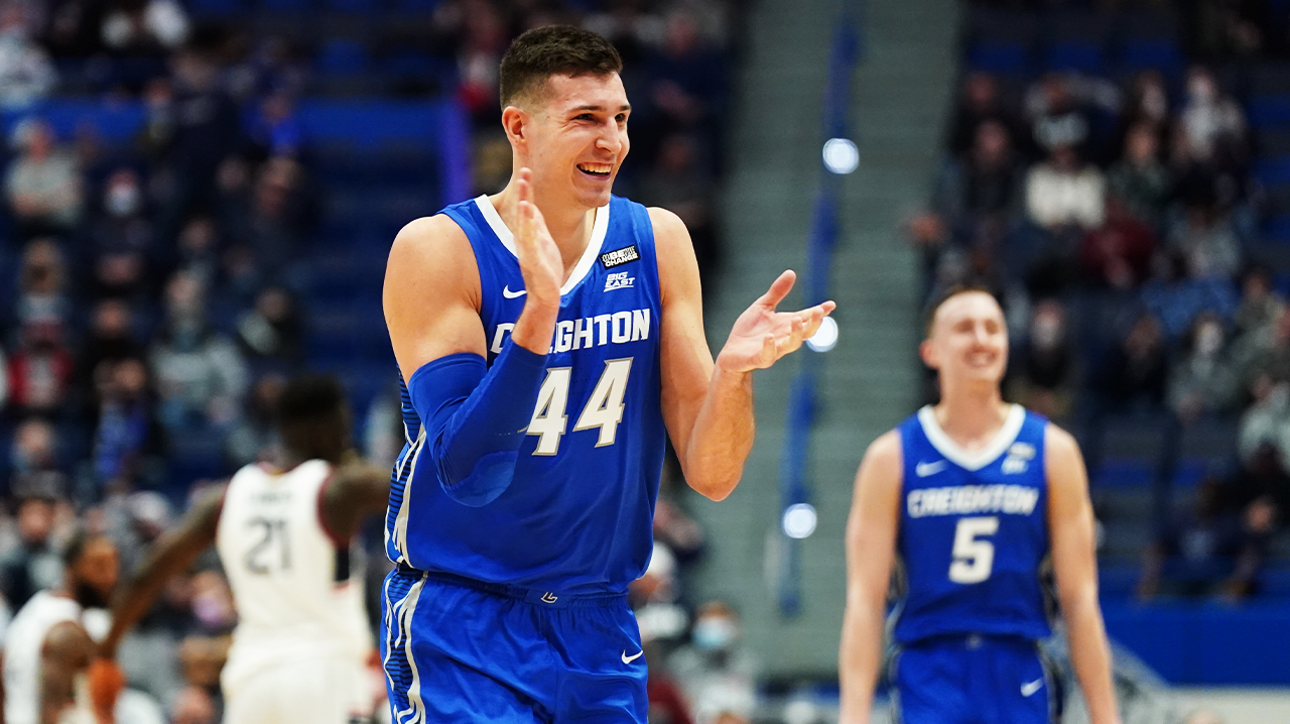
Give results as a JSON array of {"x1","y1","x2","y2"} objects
[
  {"x1": 692, "y1": 617, "x2": 737, "y2": 652},
  {"x1": 106, "y1": 183, "x2": 140, "y2": 217},
  {"x1": 1197, "y1": 324, "x2": 1223, "y2": 356}
]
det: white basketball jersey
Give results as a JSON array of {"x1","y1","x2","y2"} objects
[
  {"x1": 216, "y1": 459, "x2": 372, "y2": 695},
  {"x1": 4, "y1": 591, "x2": 93, "y2": 724}
]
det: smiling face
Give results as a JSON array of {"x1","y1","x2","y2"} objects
[
  {"x1": 922, "y1": 290, "x2": 1008, "y2": 387},
  {"x1": 513, "y1": 72, "x2": 631, "y2": 210}
]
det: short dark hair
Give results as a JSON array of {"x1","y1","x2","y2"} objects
[
  {"x1": 277, "y1": 373, "x2": 346, "y2": 428},
  {"x1": 923, "y1": 285, "x2": 1001, "y2": 337},
  {"x1": 499, "y1": 25, "x2": 623, "y2": 110},
  {"x1": 62, "y1": 528, "x2": 109, "y2": 568}
]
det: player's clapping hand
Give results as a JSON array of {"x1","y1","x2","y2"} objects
[
  {"x1": 717, "y1": 270, "x2": 836, "y2": 373},
  {"x1": 515, "y1": 168, "x2": 563, "y2": 311}
]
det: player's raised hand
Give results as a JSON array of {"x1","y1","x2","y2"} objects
[
  {"x1": 716, "y1": 270, "x2": 836, "y2": 373},
  {"x1": 515, "y1": 168, "x2": 563, "y2": 310}
]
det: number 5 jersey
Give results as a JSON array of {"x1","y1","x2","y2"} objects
[
  {"x1": 892, "y1": 405, "x2": 1054, "y2": 644},
  {"x1": 216, "y1": 459, "x2": 373, "y2": 695},
  {"x1": 385, "y1": 195, "x2": 667, "y2": 596}
]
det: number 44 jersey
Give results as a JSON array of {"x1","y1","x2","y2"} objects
[
  {"x1": 892, "y1": 405, "x2": 1053, "y2": 645},
  {"x1": 385, "y1": 195, "x2": 667, "y2": 596},
  {"x1": 216, "y1": 459, "x2": 372, "y2": 694}
]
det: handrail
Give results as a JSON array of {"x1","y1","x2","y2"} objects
[{"x1": 777, "y1": 0, "x2": 865, "y2": 617}]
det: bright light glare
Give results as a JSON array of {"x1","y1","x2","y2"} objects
[
  {"x1": 805, "y1": 316, "x2": 839, "y2": 352},
  {"x1": 782, "y1": 503, "x2": 818, "y2": 539},
  {"x1": 822, "y1": 138, "x2": 859, "y2": 174}
]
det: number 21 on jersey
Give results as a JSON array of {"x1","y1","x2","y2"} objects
[{"x1": 527, "y1": 358, "x2": 633, "y2": 455}]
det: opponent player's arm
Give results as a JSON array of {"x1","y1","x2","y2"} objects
[
  {"x1": 384, "y1": 173, "x2": 561, "y2": 506},
  {"x1": 41, "y1": 621, "x2": 97, "y2": 724},
  {"x1": 99, "y1": 486, "x2": 224, "y2": 661},
  {"x1": 839, "y1": 432, "x2": 903, "y2": 724},
  {"x1": 1046, "y1": 426, "x2": 1121, "y2": 724},
  {"x1": 319, "y1": 454, "x2": 392, "y2": 542},
  {"x1": 652, "y1": 208, "x2": 835, "y2": 500}
]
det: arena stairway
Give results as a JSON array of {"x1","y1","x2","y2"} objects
[{"x1": 684, "y1": 0, "x2": 960, "y2": 677}]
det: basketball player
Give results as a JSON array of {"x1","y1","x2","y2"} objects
[
  {"x1": 96, "y1": 374, "x2": 389, "y2": 724},
  {"x1": 381, "y1": 25, "x2": 834, "y2": 724},
  {"x1": 839, "y1": 287, "x2": 1119, "y2": 724},
  {"x1": 5, "y1": 531, "x2": 119, "y2": 724}
]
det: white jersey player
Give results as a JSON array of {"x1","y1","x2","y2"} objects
[
  {"x1": 97, "y1": 375, "x2": 390, "y2": 724},
  {"x1": 5, "y1": 533, "x2": 120, "y2": 724}
]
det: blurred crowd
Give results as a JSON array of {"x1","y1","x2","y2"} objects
[
  {"x1": 918, "y1": 0, "x2": 1290, "y2": 603},
  {"x1": 0, "y1": 0, "x2": 736, "y2": 722}
]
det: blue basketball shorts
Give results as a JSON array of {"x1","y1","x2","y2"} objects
[
  {"x1": 380, "y1": 565, "x2": 648, "y2": 724},
  {"x1": 889, "y1": 634, "x2": 1060, "y2": 724}
]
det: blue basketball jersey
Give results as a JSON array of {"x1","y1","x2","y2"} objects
[
  {"x1": 891, "y1": 405, "x2": 1053, "y2": 644},
  {"x1": 384, "y1": 194, "x2": 666, "y2": 596}
]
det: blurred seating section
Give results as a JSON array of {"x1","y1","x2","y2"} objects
[
  {"x1": 925, "y1": 0, "x2": 1290, "y2": 682},
  {"x1": 0, "y1": 0, "x2": 736, "y2": 712}
]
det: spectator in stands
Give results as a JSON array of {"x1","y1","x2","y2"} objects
[
  {"x1": 247, "y1": 90, "x2": 302, "y2": 160},
  {"x1": 99, "y1": 0, "x2": 189, "y2": 54},
  {"x1": 168, "y1": 685, "x2": 217, "y2": 724},
  {"x1": 86, "y1": 167, "x2": 154, "y2": 255},
  {"x1": 1106, "y1": 122, "x2": 1173, "y2": 229},
  {"x1": 1137, "y1": 475, "x2": 1268, "y2": 601},
  {"x1": 637, "y1": 132, "x2": 721, "y2": 293},
  {"x1": 1168, "y1": 312, "x2": 1241, "y2": 423},
  {"x1": 1233, "y1": 268, "x2": 1286, "y2": 341},
  {"x1": 7, "y1": 318, "x2": 74, "y2": 418},
  {"x1": 1115, "y1": 71, "x2": 1171, "y2": 147},
  {"x1": 932, "y1": 119, "x2": 1025, "y2": 232},
  {"x1": 0, "y1": 2, "x2": 56, "y2": 109},
  {"x1": 172, "y1": 215, "x2": 221, "y2": 290},
  {"x1": 630, "y1": 542, "x2": 689, "y2": 651},
  {"x1": 643, "y1": 10, "x2": 727, "y2": 157},
  {"x1": 1007, "y1": 298, "x2": 1077, "y2": 422},
  {"x1": 1178, "y1": 66, "x2": 1247, "y2": 167},
  {"x1": 75, "y1": 299, "x2": 144, "y2": 403},
  {"x1": 1024, "y1": 140, "x2": 1105, "y2": 230},
  {"x1": 14, "y1": 237, "x2": 71, "y2": 325},
  {"x1": 91, "y1": 356, "x2": 165, "y2": 490},
  {"x1": 234, "y1": 285, "x2": 302, "y2": 372},
  {"x1": 0, "y1": 473, "x2": 68, "y2": 608},
  {"x1": 1098, "y1": 312, "x2": 1169, "y2": 413},
  {"x1": 668, "y1": 600, "x2": 758, "y2": 724},
  {"x1": 223, "y1": 372, "x2": 284, "y2": 467},
  {"x1": 222, "y1": 156, "x2": 315, "y2": 286},
  {"x1": 1080, "y1": 197, "x2": 1158, "y2": 289},
  {"x1": 1168, "y1": 195, "x2": 1243, "y2": 281},
  {"x1": 1237, "y1": 379, "x2": 1290, "y2": 469},
  {"x1": 1024, "y1": 72, "x2": 1117, "y2": 164},
  {"x1": 946, "y1": 71, "x2": 1024, "y2": 159},
  {"x1": 149, "y1": 271, "x2": 247, "y2": 430},
  {"x1": 5, "y1": 119, "x2": 83, "y2": 239}
]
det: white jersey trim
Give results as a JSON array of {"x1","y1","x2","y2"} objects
[
  {"x1": 473, "y1": 194, "x2": 610, "y2": 295},
  {"x1": 916, "y1": 404, "x2": 1026, "y2": 472}
]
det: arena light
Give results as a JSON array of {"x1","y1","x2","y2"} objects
[
  {"x1": 782, "y1": 503, "x2": 818, "y2": 539},
  {"x1": 822, "y1": 138, "x2": 859, "y2": 175},
  {"x1": 805, "y1": 316, "x2": 838, "y2": 352}
]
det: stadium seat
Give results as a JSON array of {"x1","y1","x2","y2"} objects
[
  {"x1": 188, "y1": 0, "x2": 246, "y2": 17},
  {"x1": 1044, "y1": 41, "x2": 1105, "y2": 74},
  {"x1": 1254, "y1": 155, "x2": 1290, "y2": 185},
  {"x1": 316, "y1": 39, "x2": 372, "y2": 77},
  {"x1": 966, "y1": 41, "x2": 1030, "y2": 75},
  {"x1": 1118, "y1": 38, "x2": 1184, "y2": 78},
  {"x1": 1248, "y1": 94, "x2": 1290, "y2": 129}
]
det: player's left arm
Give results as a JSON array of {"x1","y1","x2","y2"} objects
[
  {"x1": 1046, "y1": 424, "x2": 1121, "y2": 724},
  {"x1": 652, "y1": 208, "x2": 834, "y2": 500},
  {"x1": 99, "y1": 485, "x2": 225, "y2": 660}
]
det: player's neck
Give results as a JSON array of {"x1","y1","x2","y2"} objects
[
  {"x1": 493, "y1": 182, "x2": 597, "y2": 273},
  {"x1": 932, "y1": 385, "x2": 1010, "y2": 448}
]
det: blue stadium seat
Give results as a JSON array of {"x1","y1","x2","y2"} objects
[
  {"x1": 1093, "y1": 457, "x2": 1154, "y2": 488},
  {"x1": 326, "y1": 0, "x2": 380, "y2": 13},
  {"x1": 188, "y1": 0, "x2": 246, "y2": 16},
  {"x1": 1248, "y1": 94, "x2": 1290, "y2": 129},
  {"x1": 316, "y1": 39, "x2": 372, "y2": 77},
  {"x1": 1118, "y1": 38, "x2": 1184, "y2": 78},
  {"x1": 1044, "y1": 41, "x2": 1105, "y2": 74},
  {"x1": 260, "y1": 0, "x2": 312, "y2": 11},
  {"x1": 1266, "y1": 213, "x2": 1290, "y2": 243},
  {"x1": 392, "y1": 0, "x2": 441, "y2": 12},
  {"x1": 1254, "y1": 156, "x2": 1290, "y2": 185},
  {"x1": 966, "y1": 41, "x2": 1030, "y2": 75}
]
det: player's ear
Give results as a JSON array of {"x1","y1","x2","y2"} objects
[
  {"x1": 918, "y1": 338, "x2": 938, "y2": 370},
  {"x1": 502, "y1": 106, "x2": 528, "y2": 147}
]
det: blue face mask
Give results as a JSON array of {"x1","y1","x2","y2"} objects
[{"x1": 692, "y1": 617, "x2": 737, "y2": 652}]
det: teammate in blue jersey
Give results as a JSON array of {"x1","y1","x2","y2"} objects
[
  {"x1": 380, "y1": 25, "x2": 835, "y2": 724},
  {"x1": 839, "y1": 287, "x2": 1119, "y2": 724}
]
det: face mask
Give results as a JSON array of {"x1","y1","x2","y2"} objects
[
  {"x1": 1197, "y1": 324, "x2": 1223, "y2": 356},
  {"x1": 693, "y1": 617, "x2": 737, "y2": 652},
  {"x1": 106, "y1": 183, "x2": 140, "y2": 217}
]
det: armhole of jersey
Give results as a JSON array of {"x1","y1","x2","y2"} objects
[
  {"x1": 315, "y1": 467, "x2": 349, "y2": 548},
  {"x1": 438, "y1": 207, "x2": 490, "y2": 322}
]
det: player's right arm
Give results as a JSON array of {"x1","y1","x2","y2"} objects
[
  {"x1": 41, "y1": 621, "x2": 97, "y2": 724},
  {"x1": 383, "y1": 169, "x2": 562, "y2": 507},
  {"x1": 839, "y1": 431, "x2": 903, "y2": 724},
  {"x1": 99, "y1": 485, "x2": 225, "y2": 661}
]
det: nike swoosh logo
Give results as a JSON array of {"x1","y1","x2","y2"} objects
[
  {"x1": 1021, "y1": 678, "x2": 1044, "y2": 697},
  {"x1": 503, "y1": 285, "x2": 527, "y2": 299},
  {"x1": 621, "y1": 650, "x2": 643, "y2": 664},
  {"x1": 915, "y1": 460, "x2": 947, "y2": 477}
]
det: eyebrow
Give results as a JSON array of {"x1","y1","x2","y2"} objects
[{"x1": 570, "y1": 104, "x2": 632, "y2": 113}]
